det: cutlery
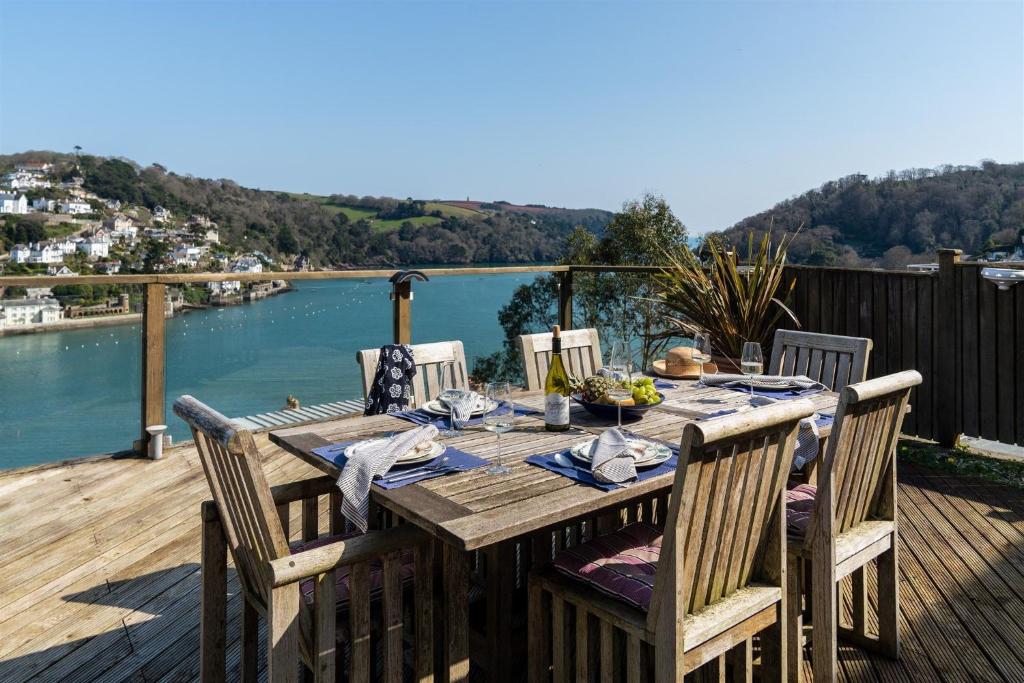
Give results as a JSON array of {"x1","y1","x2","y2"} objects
[
  {"x1": 381, "y1": 455, "x2": 451, "y2": 483},
  {"x1": 552, "y1": 452, "x2": 589, "y2": 475}
]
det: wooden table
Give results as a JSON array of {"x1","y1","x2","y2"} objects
[{"x1": 269, "y1": 381, "x2": 839, "y2": 682}]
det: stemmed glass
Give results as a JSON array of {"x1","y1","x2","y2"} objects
[
  {"x1": 606, "y1": 341, "x2": 633, "y2": 429},
  {"x1": 692, "y1": 332, "x2": 712, "y2": 384},
  {"x1": 740, "y1": 341, "x2": 764, "y2": 401},
  {"x1": 483, "y1": 382, "x2": 513, "y2": 475},
  {"x1": 437, "y1": 361, "x2": 461, "y2": 438}
]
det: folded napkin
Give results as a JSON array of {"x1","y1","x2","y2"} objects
[
  {"x1": 700, "y1": 373, "x2": 822, "y2": 390},
  {"x1": 589, "y1": 428, "x2": 637, "y2": 484},
  {"x1": 748, "y1": 396, "x2": 821, "y2": 469},
  {"x1": 444, "y1": 391, "x2": 478, "y2": 429},
  {"x1": 653, "y1": 379, "x2": 678, "y2": 390},
  {"x1": 336, "y1": 425, "x2": 438, "y2": 532}
]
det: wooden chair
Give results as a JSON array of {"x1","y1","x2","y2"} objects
[
  {"x1": 356, "y1": 340, "x2": 468, "y2": 409},
  {"x1": 784, "y1": 370, "x2": 921, "y2": 681},
  {"x1": 529, "y1": 399, "x2": 816, "y2": 681},
  {"x1": 768, "y1": 330, "x2": 872, "y2": 392},
  {"x1": 174, "y1": 395, "x2": 434, "y2": 683},
  {"x1": 516, "y1": 328, "x2": 602, "y2": 390}
]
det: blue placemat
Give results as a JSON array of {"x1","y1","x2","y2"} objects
[
  {"x1": 310, "y1": 440, "x2": 489, "y2": 488},
  {"x1": 723, "y1": 385, "x2": 824, "y2": 399},
  {"x1": 526, "y1": 441, "x2": 680, "y2": 492},
  {"x1": 392, "y1": 403, "x2": 540, "y2": 429}
]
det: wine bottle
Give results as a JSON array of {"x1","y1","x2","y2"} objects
[{"x1": 544, "y1": 325, "x2": 571, "y2": 432}]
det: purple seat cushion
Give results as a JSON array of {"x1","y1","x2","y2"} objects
[
  {"x1": 290, "y1": 532, "x2": 415, "y2": 609},
  {"x1": 552, "y1": 523, "x2": 662, "y2": 611},
  {"x1": 786, "y1": 483, "x2": 817, "y2": 535}
]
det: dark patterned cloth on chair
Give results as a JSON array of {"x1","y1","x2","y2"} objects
[
  {"x1": 365, "y1": 344, "x2": 416, "y2": 415},
  {"x1": 785, "y1": 483, "x2": 817, "y2": 535}
]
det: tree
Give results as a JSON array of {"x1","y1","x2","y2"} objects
[{"x1": 276, "y1": 226, "x2": 299, "y2": 254}]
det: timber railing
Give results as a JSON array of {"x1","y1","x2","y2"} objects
[{"x1": 1, "y1": 254, "x2": 1022, "y2": 454}]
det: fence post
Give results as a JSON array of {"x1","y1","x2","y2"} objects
[
  {"x1": 557, "y1": 270, "x2": 573, "y2": 331},
  {"x1": 390, "y1": 270, "x2": 428, "y2": 345},
  {"x1": 140, "y1": 282, "x2": 166, "y2": 452},
  {"x1": 936, "y1": 249, "x2": 961, "y2": 447}
]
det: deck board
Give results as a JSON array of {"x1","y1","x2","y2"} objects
[{"x1": 0, "y1": 439, "x2": 1022, "y2": 681}]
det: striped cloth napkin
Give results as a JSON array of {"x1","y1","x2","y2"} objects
[
  {"x1": 444, "y1": 391, "x2": 479, "y2": 429},
  {"x1": 701, "y1": 373, "x2": 824, "y2": 391},
  {"x1": 749, "y1": 396, "x2": 821, "y2": 469},
  {"x1": 589, "y1": 428, "x2": 637, "y2": 484},
  {"x1": 336, "y1": 425, "x2": 438, "y2": 532}
]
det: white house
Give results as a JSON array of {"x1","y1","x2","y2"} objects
[
  {"x1": 77, "y1": 237, "x2": 110, "y2": 259},
  {"x1": 103, "y1": 214, "x2": 134, "y2": 231},
  {"x1": 207, "y1": 280, "x2": 241, "y2": 295},
  {"x1": 32, "y1": 198, "x2": 56, "y2": 212},
  {"x1": 203, "y1": 228, "x2": 219, "y2": 244},
  {"x1": 60, "y1": 199, "x2": 92, "y2": 215},
  {"x1": 0, "y1": 193, "x2": 28, "y2": 214},
  {"x1": 29, "y1": 243, "x2": 65, "y2": 264},
  {"x1": 9, "y1": 244, "x2": 31, "y2": 263},
  {"x1": 0, "y1": 297, "x2": 63, "y2": 329},
  {"x1": 230, "y1": 256, "x2": 263, "y2": 274},
  {"x1": 172, "y1": 243, "x2": 202, "y2": 267},
  {"x1": 47, "y1": 265, "x2": 78, "y2": 277},
  {"x1": 152, "y1": 206, "x2": 171, "y2": 221},
  {"x1": 51, "y1": 238, "x2": 77, "y2": 256},
  {"x1": 4, "y1": 171, "x2": 51, "y2": 191},
  {"x1": 105, "y1": 199, "x2": 122, "y2": 210}
]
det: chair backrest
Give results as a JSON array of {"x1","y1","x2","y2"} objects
[
  {"x1": 804, "y1": 370, "x2": 921, "y2": 545},
  {"x1": 174, "y1": 395, "x2": 290, "y2": 611},
  {"x1": 356, "y1": 340, "x2": 469, "y2": 409},
  {"x1": 647, "y1": 399, "x2": 814, "y2": 634},
  {"x1": 516, "y1": 328, "x2": 602, "y2": 390},
  {"x1": 768, "y1": 329, "x2": 872, "y2": 392}
]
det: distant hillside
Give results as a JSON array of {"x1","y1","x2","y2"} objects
[
  {"x1": 717, "y1": 161, "x2": 1024, "y2": 267},
  {"x1": 0, "y1": 151, "x2": 613, "y2": 267}
]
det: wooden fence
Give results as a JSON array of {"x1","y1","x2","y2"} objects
[{"x1": 782, "y1": 253, "x2": 1024, "y2": 447}]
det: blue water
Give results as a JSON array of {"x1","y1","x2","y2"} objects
[{"x1": 0, "y1": 273, "x2": 544, "y2": 469}]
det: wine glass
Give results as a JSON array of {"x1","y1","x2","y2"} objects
[
  {"x1": 483, "y1": 382, "x2": 513, "y2": 475},
  {"x1": 438, "y1": 361, "x2": 461, "y2": 437},
  {"x1": 692, "y1": 332, "x2": 712, "y2": 384},
  {"x1": 606, "y1": 341, "x2": 633, "y2": 429},
  {"x1": 740, "y1": 341, "x2": 764, "y2": 400}
]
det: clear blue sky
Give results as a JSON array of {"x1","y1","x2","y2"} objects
[{"x1": 1, "y1": 1, "x2": 1021, "y2": 231}]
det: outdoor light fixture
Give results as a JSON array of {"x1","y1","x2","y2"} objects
[{"x1": 981, "y1": 267, "x2": 1024, "y2": 291}]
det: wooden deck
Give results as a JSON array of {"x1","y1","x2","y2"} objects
[{"x1": 1, "y1": 437, "x2": 1024, "y2": 682}]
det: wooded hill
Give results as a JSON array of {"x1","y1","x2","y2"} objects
[
  {"x1": 0, "y1": 151, "x2": 613, "y2": 267},
  {"x1": 716, "y1": 161, "x2": 1024, "y2": 267}
]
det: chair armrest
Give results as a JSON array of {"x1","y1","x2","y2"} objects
[
  {"x1": 270, "y1": 475, "x2": 337, "y2": 505},
  {"x1": 268, "y1": 524, "x2": 430, "y2": 588},
  {"x1": 200, "y1": 475, "x2": 338, "y2": 523}
]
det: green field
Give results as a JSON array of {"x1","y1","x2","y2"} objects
[{"x1": 278, "y1": 192, "x2": 463, "y2": 231}]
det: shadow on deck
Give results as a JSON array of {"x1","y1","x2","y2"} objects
[{"x1": 1, "y1": 437, "x2": 1023, "y2": 681}]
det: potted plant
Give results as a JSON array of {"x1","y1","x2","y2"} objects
[{"x1": 651, "y1": 231, "x2": 799, "y2": 369}]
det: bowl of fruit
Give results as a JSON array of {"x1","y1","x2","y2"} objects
[{"x1": 570, "y1": 375, "x2": 664, "y2": 421}]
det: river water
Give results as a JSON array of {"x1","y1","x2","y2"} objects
[{"x1": 0, "y1": 272, "x2": 544, "y2": 469}]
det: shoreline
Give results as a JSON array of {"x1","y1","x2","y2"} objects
[{"x1": 0, "y1": 283, "x2": 293, "y2": 337}]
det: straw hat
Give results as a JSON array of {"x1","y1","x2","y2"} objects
[{"x1": 651, "y1": 346, "x2": 718, "y2": 379}]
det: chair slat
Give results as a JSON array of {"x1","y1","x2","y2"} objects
[
  {"x1": 382, "y1": 552, "x2": 404, "y2": 683},
  {"x1": 349, "y1": 561, "x2": 372, "y2": 682},
  {"x1": 516, "y1": 328, "x2": 603, "y2": 390},
  {"x1": 768, "y1": 330, "x2": 872, "y2": 392}
]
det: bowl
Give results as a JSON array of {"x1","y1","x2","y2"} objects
[{"x1": 570, "y1": 392, "x2": 665, "y2": 421}]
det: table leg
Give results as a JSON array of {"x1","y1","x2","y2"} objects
[
  {"x1": 444, "y1": 544, "x2": 471, "y2": 682},
  {"x1": 486, "y1": 542, "x2": 517, "y2": 683}
]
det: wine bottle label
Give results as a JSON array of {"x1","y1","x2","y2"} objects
[{"x1": 545, "y1": 392, "x2": 570, "y2": 425}]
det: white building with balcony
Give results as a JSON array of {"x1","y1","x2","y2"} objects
[
  {"x1": 32, "y1": 198, "x2": 57, "y2": 212},
  {"x1": 9, "y1": 244, "x2": 31, "y2": 263},
  {"x1": 0, "y1": 298, "x2": 63, "y2": 329},
  {"x1": 60, "y1": 199, "x2": 92, "y2": 215},
  {"x1": 230, "y1": 256, "x2": 263, "y2": 274}
]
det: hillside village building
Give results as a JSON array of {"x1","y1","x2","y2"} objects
[
  {"x1": 0, "y1": 298, "x2": 62, "y2": 329},
  {"x1": 0, "y1": 193, "x2": 28, "y2": 214}
]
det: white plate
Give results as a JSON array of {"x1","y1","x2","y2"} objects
[
  {"x1": 568, "y1": 438, "x2": 672, "y2": 469},
  {"x1": 421, "y1": 397, "x2": 496, "y2": 417},
  {"x1": 344, "y1": 439, "x2": 445, "y2": 466}
]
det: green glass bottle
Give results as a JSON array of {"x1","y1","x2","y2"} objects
[{"x1": 544, "y1": 325, "x2": 571, "y2": 432}]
